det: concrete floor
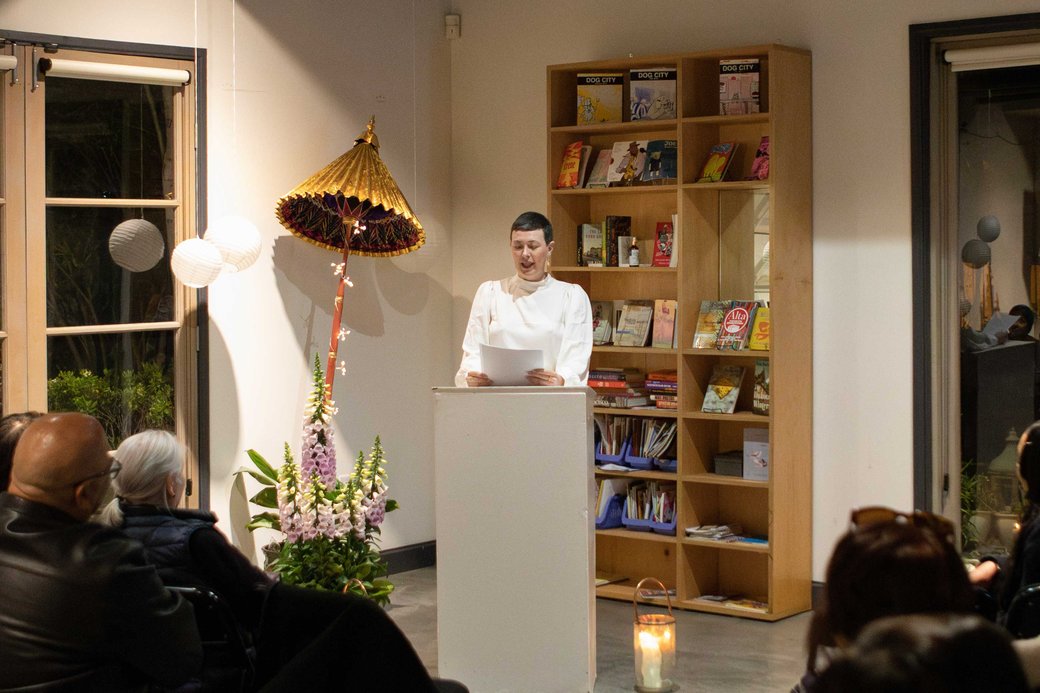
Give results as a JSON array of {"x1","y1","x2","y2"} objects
[{"x1": 387, "y1": 567, "x2": 811, "y2": 692}]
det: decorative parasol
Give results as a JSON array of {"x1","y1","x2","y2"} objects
[{"x1": 276, "y1": 117, "x2": 424, "y2": 392}]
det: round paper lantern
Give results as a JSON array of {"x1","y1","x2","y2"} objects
[
  {"x1": 205, "y1": 215, "x2": 262, "y2": 272},
  {"x1": 977, "y1": 215, "x2": 1001, "y2": 242},
  {"x1": 171, "y1": 238, "x2": 223, "y2": 287},
  {"x1": 961, "y1": 239, "x2": 991, "y2": 268},
  {"x1": 108, "y1": 219, "x2": 165, "y2": 272}
]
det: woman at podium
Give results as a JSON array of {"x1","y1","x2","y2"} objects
[{"x1": 455, "y1": 211, "x2": 592, "y2": 387}]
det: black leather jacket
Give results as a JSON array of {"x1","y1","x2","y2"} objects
[{"x1": 0, "y1": 493, "x2": 202, "y2": 691}]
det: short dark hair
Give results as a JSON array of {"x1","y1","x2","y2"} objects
[{"x1": 510, "y1": 211, "x2": 553, "y2": 244}]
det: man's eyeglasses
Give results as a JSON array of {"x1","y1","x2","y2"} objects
[
  {"x1": 74, "y1": 460, "x2": 122, "y2": 486},
  {"x1": 849, "y1": 505, "x2": 956, "y2": 543}
]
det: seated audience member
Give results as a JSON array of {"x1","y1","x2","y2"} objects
[
  {"x1": 100, "y1": 429, "x2": 464, "y2": 693},
  {"x1": 795, "y1": 506, "x2": 975, "y2": 691},
  {"x1": 0, "y1": 410, "x2": 41, "y2": 491},
  {"x1": 0, "y1": 413, "x2": 202, "y2": 691},
  {"x1": 815, "y1": 612, "x2": 1029, "y2": 692},
  {"x1": 972, "y1": 422, "x2": 1040, "y2": 619}
]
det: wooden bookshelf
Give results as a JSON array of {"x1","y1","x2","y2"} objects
[{"x1": 548, "y1": 44, "x2": 812, "y2": 621}]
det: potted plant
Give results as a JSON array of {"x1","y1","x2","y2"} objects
[{"x1": 237, "y1": 356, "x2": 398, "y2": 604}]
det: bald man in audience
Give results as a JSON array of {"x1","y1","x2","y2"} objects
[{"x1": 0, "y1": 412, "x2": 202, "y2": 691}]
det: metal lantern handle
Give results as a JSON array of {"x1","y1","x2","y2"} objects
[{"x1": 632, "y1": 577, "x2": 675, "y2": 619}]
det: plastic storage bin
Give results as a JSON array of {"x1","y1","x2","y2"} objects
[
  {"x1": 595, "y1": 494, "x2": 625, "y2": 529},
  {"x1": 595, "y1": 439, "x2": 628, "y2": 465}
]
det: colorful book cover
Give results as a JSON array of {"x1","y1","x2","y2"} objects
[
  {"x1": 748, "y1": 306, "x2": 771, "y2": 350},
  {"x1": 629, "y1": 67, "x2": 676, "y2": 121},
  {"x1": 651, "y1": 299, "x2": 677, "y2": 349},
  {"x1": 752, "y1": 358, "x2": 770, "y2": 416},
  {"x1": 702, "y1": 364, "x2": 746, "y2": 414},
  {"x1": 580, "y1": 223, "x2": 604, "y2": 267},
  {"x1": 555, "y1": 140, "x2": 584, "y2": 189},
  {"x1": 607, "y1": 140, "x2": 648, "y2": 185},
  {"x1": 697, "y1": 142, "x2": 737, "y2": 183},
  {"x1": 743, "y1": 426, "x2": 769, "y2": 480},
  {"x1": 577, "y1": 72, "x2": 623, "y2": 125},
  {"x1": 652, "y1": 222, "x2": 673, "y2": 267},
  {"x1": 584, "y1": 149, "x2": 612, "y2": 188},
  {"x1": 614, "y1": 301, "x2": 654, "y2": 347},
  {"x1": 719, "y1": 59, "x2": 761, "y2": 115},
  {"x1": 641, "y1": 139, "x2": 678, "y2": 182},
  {"x1": 716, "y1": 301, "x2": 758, "y2": 350},
  {"x1": 575, "y1": 145, "x2": 594, "y2": 187},
  {"x1": 603, "y1": 215, "x2": 631, "y2": 267},
  {"x1": 591, "y1": 300, "x2": 614, "y2": 345},
  {"x1": 692, "y1": 300, "x2": 732, "y2": 349},
  {"x1": 747, "y1": 136, "x2": 770, "y2": 180}
]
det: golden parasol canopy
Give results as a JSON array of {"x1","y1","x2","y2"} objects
[{"x1": 275, "y1": 117, "x2": 425, "y2": 257}]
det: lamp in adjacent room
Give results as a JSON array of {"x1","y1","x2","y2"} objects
[
  {"x1": 108, "y1": 218, "x2": 165, "y2": 272},
  {"x1": 632, "y1": 578, "x2": 678, "y2": 692},
  {"x1": 171, "y1": 237, "x2": 224, "y2": 288},
  {"x1": 275, "y1": 116, "x2": 425, "y2": 391},
  {"x1": 206, "y1": 214, "x2": 263, "y2": 272}
]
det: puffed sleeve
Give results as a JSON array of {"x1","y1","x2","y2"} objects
[
  {"x1": 455, "y1": 281, "x2": 494, "y2": 386},
  {"x1": 554, "y1": 282, "x2": 593, "y2": 386}
]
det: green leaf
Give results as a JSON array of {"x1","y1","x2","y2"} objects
[
  {"x1": 249, "y1": 486, "x2": 278, "y2": 508},
  {"x1": 385, "y1": 499, "x2": 400, "y2": 512},
  {"x1": 245, "y1": 512, "x2": 280, "y2": 531},
  {"x1": 246, "y1": 449, "x2": 279, "y2": 482},
  {"x1": 234, "y1": 465, "x2": 276, "y2": 486}
]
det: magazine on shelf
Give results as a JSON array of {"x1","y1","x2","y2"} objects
[
  {"x1": 614, "y1": 301, "x2": 654, "y2": 347},
  {"x1": 577, "y1": 72, "x2": 623, "y2": 125},
  {"x1": 719, "y1": 58, "x2": 760, "y2": 115},
  {"x1": 697, "y1": 142, "x2": 738, "y2": 183},
  {"x1": 641, "y1": 139, "x2": 678, "y2": 182},
  {"x1": 591, "y1": 300, "x2": 615, "y2": 345},
  {"x1": 692, "y1": 300, "x2": 731, "y2": 349},
  {"x1": 629, "y1": 67, "x2": 676, "y2": 121},
  {"x1": 701, "y1": 364, "x2": 746, "y2": 414},
  {"x1": 555, "y1": 140, "x2": 583, "y2": 189},
  {"x1": 715, "y1": 300, "x2": 758, "y2": 350},
  {"x1": 606, "y1": 140, "x2": 648, "y2": 185},
  {"x1": 584, "y1": 149, "x2": 612, "y2": 188},
  {"x1": 652, "y1": 221, "x2": 674, "y2": 267}
]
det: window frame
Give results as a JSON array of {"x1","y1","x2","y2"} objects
[{"x1": 0, "y1": 31, "x2": 209, "y2": 507}]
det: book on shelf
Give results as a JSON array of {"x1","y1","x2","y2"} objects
[
  {"x1": 652, "y1": 221, "x2": 674, "y2": 267},
  {"x1": 584, "y1": 149, "x2": 612, "y2": 188},
  {"x1": 645, "y1": 369, "x2": 678, "y2": 406},
  {"x1": 651, "y1": 299, "x2": 677, "y2": 349},
  {"x1": 669, "y1": 212, "x2": 678, "y2": 268},
  {"x1": 606, "y1": 140, "x2": 648, "y2": 185},
  {"x1": 591, "y1": 300, "x2": 615, "y2": 345},
  {"x1": 691, "y1": 300, "x2": 731, "y2": 349},
  {"x1": 603, "y1": 215, "x2": 631, "y2": 267},
  {"x1": 589, "y1": 367, "x2": 644, "y2": 382},
  {"x1": 743, "y1": 426, "x2": 769, "y2": 481},
  {"x1": 576, "y1": 71, "x2": 624, "y2": 125},
  {"x1": 685, "y1": 523, "x2": 743, "y2": 541},
  {"x1": 610, "y1": 300, "x2": 628, "y2": 344},
  {"x1": 747, "y1": 135, "x2": 770, "y2": 180},
  {"x1": 702, "y1": 364, "x2": 746, "y2": 414},
  {"x1": 626, "y1": 479, "x2": 676, "y2": 523},
  {"x1": 595, "y1": 572, "x2": 628, "y2": 587},
  {"x1": 630, "y1": 419, "x2": 677, "y2": 459},
  {"x1": 594, "y1": 413, "x2": 632, "y2": 456},
  {"x1": 594, "y1": 393, "x2": 650, "y2": 409},
  {"x1": 637, "y1": 587, "x2": 677, "y2": 599},
  {"x1": 748, "y1": 306, "x2": 771, "y2": 350},
  {"x1": 614, "y1": 301, "x2": 654, "y2": 347},
  {"x1": 596, "y1": 478, "x2": 630, "y2": 518},
  {"x1": 722, "y1": 597, "x2": 768, "y2": 612},
  {"x1": 629, "y1": 67, "x2": 676, "y2": 121},
  {"x1": 716, "y1": 300, "x2": 758, "y2": 350},
  {"x1": 641, "y1": 139, "x2": 678, "y2": 183},
  {"x1": 752, "y1": 358, "x2": 770, "y2": 416},
  {"x1": 697, "y1": 142, "x2": 738, "y2": 183},
  {"x1": 719, "y1": 58, "x2": 761, "y2": 115},
  {"x1": 556, "y1": 140, "x2": 583, "y2": 189},
  {"x1": 575, "y1": 145, "x2": 593, "y2": 188},
  {"x1": 579, "y1": 223, "x2": 604, "y2": 267}
]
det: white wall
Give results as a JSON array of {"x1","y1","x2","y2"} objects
[
  {"x1": 0, "y1": 0, "x2": 454, "y2": 559},
  {"x1": 448, "y1": 0, "x2": 1040, "y2": 579}
]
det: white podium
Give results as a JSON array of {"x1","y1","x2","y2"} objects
[{"x1": 433, "y1": 386, "x2": 596, "y2": 693}]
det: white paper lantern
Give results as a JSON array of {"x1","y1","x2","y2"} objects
[
  {"x1": 171, "y1": 238, "x2": 224, "y2": 287},
  {"x1": 108, "y1": 218, "x2": 165, "y2": 272},
  {"x1": 205, "y1": 215, "x2": 262, "y2": 272},
  {"x1": 962, "y1": 239, "x2": 991, "y2": 268},
  {"x1": 977, "y1": 215, "x2": 1001, "y2": 242}
]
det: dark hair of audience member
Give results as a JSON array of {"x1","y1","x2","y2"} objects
[
  {"x1": 1002, "y1": 421, "x2": 1040, "y2": 606},
  {"x1": 814, "y1": 612, "x2": 1029, "y2": 693},
  {"x1": 805, "y1": 518, "x2": 975, "y2": 674},
  {"x1": 0, "y1": 411, "x2": 42, "y2": 492}
]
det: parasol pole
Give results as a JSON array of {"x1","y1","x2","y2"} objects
[{"x1": 325, "y1": 217, "x2": 355, "y2": 394}]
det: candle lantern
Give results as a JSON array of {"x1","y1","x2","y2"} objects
[{"x1": 632, "y1": 577, "x2": 678, "y2": 692}]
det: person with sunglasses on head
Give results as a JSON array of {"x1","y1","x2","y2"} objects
[
  {"x1": 793, "y1": 506, "x2": 975, "y2": 692},
  {"x1": 0, "y1": 413, "x2": 202, "y2": 691}
]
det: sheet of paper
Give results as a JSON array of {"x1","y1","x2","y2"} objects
[
  {"x1": 479, "y1": 343, "x2": 544, "y2": 386},
  {"x1": 983, "y1": 312, "x2": 1019, "y2": 337}
]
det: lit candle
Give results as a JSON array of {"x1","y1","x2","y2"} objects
[{"x1": 638, "y1": 630, "x2": 663, "y2": 689}]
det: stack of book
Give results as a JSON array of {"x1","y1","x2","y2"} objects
[
  {"x1": 644, "y1": 369, "x2": 677, "y2": 409},
  {"x1": 685, "y1": 524, "x2": 743, "y2": 542},
  {"x1": 589, "y1": 368, "x2": 648, "y2": 409},
  {"x1": 629, "y1": 418, "x2": 677, "y2": 460},
  {"x1": 691, "y1": 299, "x2": 769, "y2": 350}
]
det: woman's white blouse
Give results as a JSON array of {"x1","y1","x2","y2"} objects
[{"x1": 455, "y1": 274, "x2": 593, "y2": 386}]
